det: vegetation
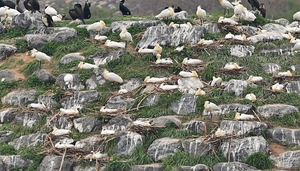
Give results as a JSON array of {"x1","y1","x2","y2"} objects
[
  {"x1": 245, "y1": 152, "x2": 273, "y2": 169},
  {"x1": 0, "y1": 28, "x2": 28, "y2": 39},
  {"x1": 15, "y1": 39, "x2": 28, "y2": 53}
]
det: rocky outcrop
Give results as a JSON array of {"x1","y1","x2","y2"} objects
[
  {"x1": 1, "y1": 90, "x2": 37, "y2": 107},
  {"x1": 60, "y1": 90, "x2": 99, "y2": 109},
  {"x1": 103, "y1": 115, "x2": 132, "y2": 131},
  {"x1": 0, "y1": 131, "x2": 13, "y2": 142},
  {"x1": 0, "y1": 108, "x2": 19, "y2": 123},
  {"x1": 270, "y1": 150, "x2": 300, "y2": 169},
  {"x1": 257, "y1": 104, "x2": 299, "y2": 118},
  {"x1": 111, "y1": 20, "x2": 166, "y2": 32},
  {"x1": 0, "y1": 155, "x2": 33, "y2": 171},
  {"x1": 0, "y1": 70, "x2": 16, "y2": 82},
  {"x1": 74, "y1": 135, "x2": 104, "y2": 150},
  {"x1": 14, "y1": 111, "x2": 46, "y2": 127},
  {"x1": 120, "y1": 78, "x2": 142, "y2": 93},
  {"x1": 130, "y1": 164, "x2": 165, "y2": 171},
  {"x1": 286, "y1": 81, "x2": 300, "y2": 95},
  {"x1": 170, "y1": 94, "x2": 197, "y2": 115},
  {"x1": 177, "y1": 77, "x2": 204, "y2": 93},
  {"x1": 150, "y1": 116, "x2": 181, "y2": 127},
  {"x1": 247, "y1": 31, "x2": 283, "y2": 43},
  {"x1": 32, "y1": 69, "x2": 56, "y2": 83},
  {"x1": 230, "y1": 45, "x2": 255, "y2": 57},
  {"x1": 59, "y1": 53, "x2": 85, "y2": 65},
  {"x1": 0, "y1": 23, "x2": 6, "y2": 35},
  {"x1": 56, "y1": 73, "x2": 84, "y2": 91},
  {"x1": 37, "y1": 94, "x2": 57, "y2": 109},
  {"x1": 261, "y1": 63, "x2": 281, "y2": 74},
  {"x1": 0, "y1": 44, "x2": 17, "y2": 61},
  {"x1": 275, "y1": 18, "x2": 289, "y2": 26},
  {"x1": 224, "y1": 80, "x2": 250, "y2": 97},
  {"x1": 171, "y1": 11, "x2": 188, "y2": 20},
  {"x1": 37, "y1": 155, "x2": 73, "y2": 171},
  {"x1": 73, "y1": 117, "x2": 102, "y2": 133},
  {"x1": 180, "y1": 164, "x2": 210, "y2": 171},
  {"x1": 105, "y1": 96, "x2": 135, "y2": 109},
  {"x1": 46, "y1": 116, "x2": 73, "y2": 130},
  {"x1": 11, "y1": 12, "x2": 44, "y2": 30},
  {"x1": 182, "y1": 120, "x2": 206, "y2": 134},
  {"x1": 203, "y1": 103, "x2": 253, "y2": 116},
  {"x1": 117, "y1": 131, "x2": 144, "y2": 156},
  {"x1": 88, "y1": 49, "x2": 125, "y2": 65},
  {"x1": 220, "y1": 120, "x2": 268, "y2": 137},
  {"x1": 182, "y1": 138, "x2": 211, "y2": 157},
  {"x1": 213, "y1": 162, "x2": 259, "y2": 171},
  {"x1": 142, "y1": 94, "x2": 159, "y2": 106},
  {"x1": 267, "y1": 127, "x2": 300, "y2": 146},
  {"x1": 259, "y1": 44, "x2": 294, "y2": 56},
  {"x1": 85, "y1": 68, "x2": 106, "y2": 90},
  {"x1": 8, "y1": 133, "x2": 45, "y2": 150}
]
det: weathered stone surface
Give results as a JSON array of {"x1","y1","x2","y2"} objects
[
  {"x1": 0, "y1": 70, "x2": 16, "y2": 82},
  {"x1": 262, "y1": 23, "x2": 287, "y2": 33},
  {"x1": 74, "y1": 166, "x2": 97, "y2": 171},
  {"x1": 117, "y1": 131, "x2": 145, "y2": 156},
  {"x1": 221, "y1": 136, "x2": 269, "y2": 162},
  {"x1": 85, "y1": 68, "x2": 106, "y2": 90},
  {"x1": 0, "y1": 23, "x2": 6, "y2": 35},
  {"x1": 170, "y1": 94, "x2": 197, "y2": 115},
  {"x1": 88, "y1": 50, "x2": 125, "y2": 65},
  {"x1": 61, "y1": 90, "x2": 99, "y2": 109},
  {"x1": 136, "y1": 26, "x2": 205, "y2": 50},
  {"x1": 182, "y1": 138, "x2": 211, "y2": 157},
  {"x1": 291, "y1": 63, "x2": 300, "y2": 71},
  {"x1": 14, "y1": 111, "x2": 46, "y2": 127},
  {"x1": 203, "y1": 103, "x2": 253, "y2": 116},
  {"x1": 150, "y1": 116, "x2": 181, "y2": 127},
  {"x1": 202, "y1": 23, "x2": 221, "y2": 33},
  {"x1": 213, "y1": 162, "x2": 259, "y2": 171},
  {"x1": 171, "y1": 11, "x2": 188, "y2": 20},
  {"x1": 56, "y1": 73, "x2": 83, "y2": 90},
  {"x1": 257, "y1": 104, "x2": 299, "y2": 118},
  {"x1": 1, "y1": 90, "x2": 37, "y2": 107},
  {"x1": 32, "y1": 69, "x2": 56, "y2": 83},
  {"x1": 220, "y1": 120, "x2": 268, "y2": 137},
  {"x1": 0, "y1": 155, "x2": 33, "y2": 171},
  {"x1": 37, "y1": 94, "x2": 57, "y2": 109},
  {"x1": 0, "y1": 108, "x2": 19, "y2": 123},
  {"x1": 230, "y1": 45, "x2": 255, "y2": 57},
  {"x1": 275, "y1": 18, "x2": 290, "y2": 26},
  {"x1": 141, "y1": 94, "x2": 159, "y2": 106},
  {"x1": 130, "y1": 164, "x2": 165, "y2": 171},
  {"x1": 270, "y1": 150, "x2": 300, "y2": 169},
  {"x1": 74, "y1": 117, "x2": 102, "y2": 133},
  {"x1": 75, "y1": 135, "x2": 104, "y2": 150},
  {"x1": 11, "y1": 12, "x2": 44, "y2": 30},
  {"x1": 0, "y1": 44, "x2": 17, "y2": 61},
  {"x1": 286, "y1": 81, "x2": 300, "y2": 95},
  {"x1": 261, "y1": 63, "x2": 281, "y2": 74},
  {"x1": 180, "y1": 164, "x2": 209, "y2": 171},
  {"x1": 267, "y1": 127, "x2": 300, "y2": 146},
  {"x1": 9, "y1": 133, "x2": 45, "y2": 150},
  {"x1": 111, "y1": 20, "x2": 166, "y2": 32},
  {"x1": 224, "y1": 79, "x2": 249, "y2": 97},
  {"x1": 247, "y1": 31, "x2": 283, "y2": 43},
  {"x1": 237, "y1": 26, "x2": 259, "y2": 35},
  {"x1": 178, "y1": 77, "x2": 204, "y2": 93},
  {"x1": 37, "y1": 155, "x2": 73, "y2": 171},
  {"x1": 120, "y1": 78, "x2": 142, "y2": 92},
  {"x1": 0, "y1": 131, "x2": 13, "y2": 142},
  {"x1": 259, "y1": 44, "x2": 294, "y2": 56},
  {"x1": 105, "y1": 95, "x2": 135, "y2": 109},
  {"x1": 182, "y1": 120, "x2": 206, "y2": 134},
  {"x1": 147, "y1": 138, "x2": 182, "y2": 162},
  {"x1": 47, "y1": 116, "x2": 73, "y2": 129},
  {"x1": 103, "y1": 115, "x2": 132, "y2": 131},
  {"x1": 59, "y1": 53, "x2": 85, "y2": 65}
]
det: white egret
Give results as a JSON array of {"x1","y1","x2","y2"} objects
[{"x1": 29, "y1": 48, "x2": 51, "y2": 69}]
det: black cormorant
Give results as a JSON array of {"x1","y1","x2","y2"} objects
[
  {"x1": 25, "y1": 0, "x2": 40, "y2": 13},
  {"x1": 42, "y1": 13, "x2": 53, "y2": 27},
  {"x1": 174, "y1": 6, "x2": 182, "y2": 13},
  {"x1": 15, "y1": 0, "x2": 23, "y2": 13},
  {"x1": 62, "y1": 13, "x2": 71, "y2": 20},
  {"x1": 69, "y1": 8, "x2": 78, "y2": 20},
  {"x1": 0, "y1": 0, "x2": 15, "y2": 8},
  {"x1": 248, "y1": 0, "x2": 259, "y2": 11},
  {"x1": 259, "y1": 3, "x2": 266, "y2": 18},
  {"x1": 74, "y1": 3, "x2": 85, "y2": 24},
  {"x1": 119, "y1": 0, "x2": 131, "y2": 15},
  {"x1": 83, "y1": 0, "x2": 91, "y2": 19}
]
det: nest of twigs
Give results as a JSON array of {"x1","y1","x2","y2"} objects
[
  {"x1": 85, "y1": 38, "x2": 105, "y2": 45},
  {"x1": 129, "y1": 125, "x2": 161, "y2": 134},
  {"x1": 149, "y1": 63, "x2": 174, "y2": 68},
  {"x1": 272, "y1": 75, "x2": 299, "y2": 83},
  {"x1": 218, "y1": 67, "x2": 247, "y2": 75},
  {"x1": 265, "y1": 89, "x2": 284, "y2": 94},
  {"x1": 181, "y1": 63, "x2": 207, "y2": 71},
  {"x1": 61, "y1": 89, "x2": 75, "y2": 98},
  {"x1": 218, "y1": 23, "x2": 245, "y2": 35}
]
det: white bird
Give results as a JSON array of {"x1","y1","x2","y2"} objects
[
  {"x1": 144, "y1": 76, "x2": 168, "y2": 83},
  {"x1": 289, "y1": 33, "x2": 300, "y2": 43},
  {"x1": 293, "y1": 11, "x2": 300, "y2": 21},
  {"x1": 29, "y1": 48, "x2": 51, "y2": 68},
  {"x1": 28, "y1": 102, "x2": 46, "y2": 109},
  {"x1": 215, "y1": 128, "x2": 225, "y2": 137},
  {"x1": 211, "y1": 76, "x2": 222, "y2": 86},
  {"x1": 60, "y1": 107, "x2": 81, "y2": 115},
  {"x1": 103, "y1": 69, "x2": 123, "y2": 83},
  {"x1": 234, "y1": 4, "x2": 244, "y2": 21},
  {"x1": 87, "y1": 20, "x2": 106, "y2": 31},
  {"x1": 155, "y1": 7, "x2": 174, "y2": 20},
  {"x1": 133, "y1": 120, "x2": 151, "y2": 126},
  {"x1": 0, "y1": 7, "x2": 6, "y2": 16},
  {"x1": 218, "y1": 16, "x2": 238, "y2": 25},
  {"x1": 204, "y1": 101, "x2": 221, "y2": 121},
  {"x1": 198, "y1": 39, "x2": 214, "y2": 45},
  {"x1": 5, "y1": 7, "x2": 20, "y2": 17},
  {"x1": 138, "y1": 47, "x2": 154, "y2": 54},
  {"x1": 52, "y1": 14, "x2": 62, "y2": 22},
  {"x1": 178, "y1": 22, "x2": 193, "y2": 28},
  {"x1": 92, "y1": 151, "x2": 107, "y2": 159},
  {"x1": 45, "y1": 6, "x2": 57, "y2": 16},
  {"x1": 64, "y1": 74, "x2": 73, "y2": 89},
  {"x1": 182, "y1": 58, "x2": 202, "y2": 65},
  {"x1": 55, "y1": 142, "x2": 74, "y2": 148},
  {"x1": 219, "y1": 0, "x2": 234, "y2": 15},
  {"x1": 277, "y1": 70, "x2": 292, "y2": 76},
  {"x1": 272, "y1": 83, "x2": 284, "y2": 91},
  {"x1": 105, "y1": 40, "x2": 125, "y2": 48},
  {"x1": 159, "y1": 83, "x2": 179, "y2": 91},
  {"x1": 247, "y1": 75, "x2": 263, "y2": 82},
  {"x1": 175, "y1": 46, "x2": 184, "y2": 52},
  {"x1": 78, "y1": 61, "x2": 98, "y2": 69},
  {"x1": 119, "y1": 27, "x2": 133, "y2": 47},
  {"x1": 153, "y1": 43, "x2": 162, "y2": 56},
  {"x1": 233, "y1": 34, "x2": 247, "y2": 41},
  {"x1": 101, "y1": 128, "x2": 115, "y2": 135},
  {"x1": 242, "y1": 7, "x2": 256, "y2": 21},
  {"x1": 155, "y1": 54, "x2": 173, "y2": 64},
  {"x1": 235, "y1": 112, "x2": 255, "y2": 120},
  {"x1": 231, "y1": 0, "x2": 241, "y2": 6},
  {"x1": 1, "y1": 78, "x2": 5, "y2": 82},
  {"x1": 294, "y1": 42, "x2": 300, "y2": 51},
  {"x1": 179, "y1": 71, "x2": 198, "y2": 78},
  {"x1": 197, "y1": 5, "x2": 206, "y2": 24},
  {"x1": 51, "y1": 127, "x2": 71, "y2": 136},
  {"x1": 195, "y1": 88, "x2": 206, "y2": 96},
  {"x1": 169, "y1": 22, "x2": 180, "y2": 28},
  {"x1": 100, "y1": 106, "x2": 118, "y2": 113},
  {"x1": 94, "y1": 35, "x2": 108, "y2": 41},
  {"x1": 225, "y1": 32, "x2": 234, "y2": 39},
  {"x1": 118, "y1": 88, "x2": 128, "y2": 94},
  {"x1": 224, "y1": 62, "x2": 241, "y2": 70},
  {"x1": 245, "y1": 93, "x2": 256, "y2": 101}
]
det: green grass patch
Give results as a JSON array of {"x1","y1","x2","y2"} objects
[
  {"x1": 0, "y1": 81, "x2": 19, "y2": 100},
  {"x1": 16, "y1": 146, "x2": 45, "y2": 171},
  {"x1": 269, "y1": 112, "x2": 300, "y2": 128},
  {"x1": 0, "y1": 142, "x2": 17, "y2": 155},
  {"x1": 22, "y1": 76, "x2": 52, "y2": 91},
  {"x1": 0, "y1": 27, "x2": 28, "y2": 39},
  {"x1": 15, "y1": 39, "x2": 28, "y2": 53},
  {"x1": 20, "y1": 60, "x2": 40, "y2": 76},
  {"x1": 0, "y1": 58, "x2": 15, "y2": 69},
  {"x1": 245, "y1": 152, "x2": 273, "y2": 170},
  {"x1": 41, "y1": 41, "x2": 63, "y2": 56}
]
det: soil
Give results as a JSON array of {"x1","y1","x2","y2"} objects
[{"x1": 269, "y1": 143, "x2": 287, "y2": 157}]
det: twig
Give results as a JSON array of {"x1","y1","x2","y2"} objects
[
  {"x1": 59, "y1": 148, "x2": 67, "y2": 171},
  {"x1": 227, "y1": 138, "x2": 232, "y2": 162},
  {"x1": 204, "y1": 48, "x2": 210, "y2": 56},
  {"x1": 45, "y1": 112, "x2": 60, "y2": 126},
  {"x1": 253, "y1": 110, "x2": 261, "y2": 122},
  {"x1": 137, "y1": 92, "x2": 153, "y2": 111},
  {"x1": 46, "y1": 134, "x2": 55, "y2": 147}
]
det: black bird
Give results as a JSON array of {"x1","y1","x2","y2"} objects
[
  {"x1": 248, "y1": 0, "x2": 260, "y2": 11},
  {"x1": 83, "y1": 0, "x2": 91, "y2": 19},
  {"x1": 74, "y1": 3, "x2": 85, "y2": 24},
  {"x1": 69, "y1": 8, "x2": 78, "y2": 20},
  {"x1": 42, "y1": 13, "x2": 53, "y2": 27},
  {"x1": 15, "y1": 0, "x2": 23, "y2": 13},
  {"x1": 174, "y1": 6, "x2": 182, "y2": 13},
  {"x1": 24, "y1": 0, "x2": 40, "y2": 13},
  {"x1": 0, "y1": 0, "x2": 15, "y2": 8},
  {"x1": 119, "y1": 0, "x2": 131, "y2": 15},
  {"x1": 258, "y1": 3, "x2": 266, "y2": 18},
  {"x1": 62, "y1": 13, "x2": 71, "y2": 20}
]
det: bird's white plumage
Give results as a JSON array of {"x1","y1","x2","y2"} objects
[
  {"x1": 52, "y1": 14, "x2": 62, "y2": 22},
  {"x1": 5, "y1": 8, "x2": 20, "y2": 17},
  {"x1": 100, "y1": 106, "x2": 118, "y2": 113},
  {"x1": 159, "y1": 83, "x2": 179, "y2": 90},
  {"x1": 247, "y1": 75, "x2": 263, "y2": 82},
  {"x1": 179, "y1": 71, "x2": 198, "y2": 77},
  {"x1": 198, "y1": 39, "x2": 214, "y2": 45},
  {"x1": 87, "y1": 20, "x2": 106, "y2": 31},
  {"x1": 94, "y1": 35, "x2": 108, "y2": 40},
  {"x1": 28, "y1": 102, "x2": 46, "y2": 109},
  {"x1": 118, "y1": 88, "x2": 128, "y2": 94},
  {"x1": 101, "y1": 128, "x2": 115, "y2": 135},
  {"x1": 120, "y1": 27, "x2": 133, "y2": 42},
  {"x1": 105, "y1": 40, "x2": 125, "y2": 48},
  {"x1": 45, "y1": 6, "x2": 57, "y2": 16},
  {"x1": 175, "y1": 46, "x2": 184, "y2": 52},
  {"x1": 103, "y1": 69, "x2": 123, "y2": 83},
  {"x1": 30, "y1": 49, "x2": 51, "y2": 62},
  {"x1": 138, "y1": 47, "x2": 154, "y2": 54},
  {"x1": 52, "y1": 127, "x2": 71, "y2": 136},
  {"x1": 211, "y1": 76, "x2": 222, "y2": 86},
  {"x1": 245, "y1": 93, "x2": 256, "y2": 101},
  {"x1": 182, "y1": 58, "x2": 203, "y2": 65},
  {"x1": 225, "y1": 32, "x2": 234, "y2": 39},
  {"x1": 215, "y1": 128, "x2": 225, "y2": 137},
  {"x1": 204, "y1": 101, "x2": 221, "y2": 112},
  {"x1": 155, "y1": 7, "x2": 174, "y2": 19},
  {"x1": 277, "y1": 70, "x2": 292, "y2": 76},
  {"x1": 219, "y1": 0, "x2": 234, "y2": 10},
  {"x1": 60, "y1": 107, "x2": 80, "y2": 115},
  {"x1": 55, "y1": 142, "x2": 74, "y2": 148},
  {"x1": 293, "y1": 11, "x2": 300, "y2": 21},
  {"x1": 153, "y1": 43, "x2": 162, "y2": 55},
  {"x1": 272, "y1": 83, "x2": 284, "y2": 91},
  {"x1": 78, "y1": 62, "x2": 98, "y2": 69},
  {"x1": 195, "y1": 88, "x2": 206, "y2": 96},
  {"x1": 155, "y1": 54, "x2": 173, "y2": 64},
  {"x1": 235, "y1": 112, "x2": 255, "y2": 120},
  {"x1": 64, "y1": 74, "x2": 73, "y2": 85},
  {"x1": 218, "y1": 16, "x2": 238, "y2": 25},
  {"x1": 133, "y1": 120, "x2": 151, "y2": 126},
  {"x1": 144, "y1": 76, "x2": 168, "y2": 83},
  {"x1": 224, "y1": 62, "x2": 241, "y2": 70},
  {"x1": 197, "y1": 5, "x2": 206, "y2": 23}
]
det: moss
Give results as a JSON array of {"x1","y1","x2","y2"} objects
[
  {"x1": 245, "y1": 152, "x2": 273, "y2": 169},
  {"x1": 15, "y1": 39, "x2": 28, "y2": 53}
]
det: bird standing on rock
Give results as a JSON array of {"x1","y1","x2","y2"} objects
[
  {"x1": 204, "y1": 101, "x2": 221, "y2": 121},
  {"x1": 83, "y1": 0, "x2": 91, "y2": 19},
  {"x1": 119, "y1": 0, "x2": 131, "y2": 15}
]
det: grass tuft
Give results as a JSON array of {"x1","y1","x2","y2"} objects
[
  {"x1": 41, "y1": 41, "x2": 63, "y2": 56},
  {"x1": 245, "y1": 152, "x2": 273, "y2": 169},
  {"x1": 15, "y1": 39, "x2": 28, "y2": 53},
  {"x1": 0, "y1": 27, "x2": 28, "y2": 39},
  {"x1": 20, "y1": 60, "x2": 40, "y2": 76}
]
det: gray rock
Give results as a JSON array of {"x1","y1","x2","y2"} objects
[
  {"x1": 130, "y1": 164, "x2": 165, "y2": 171},
  {"x1": 37, "y1": 94, "x2": 57, "y2": 109},
  {"x1": 202, "y1": 23, "x2": 221, "y2": 33},
  {"x1": 111, "y1": 20, "x2": 166, "y2": 33},
  {"x1": 0, "y1": 108, "x2": 19, "y2": 123},
  {"x1": 178, "y1": 77, "x2": 204, "y2": 93},
  {"x1": 270, "y1": 150, "x2": 300, "y2": 169},
  {"x1": 117, "y1": 131, "x2": 145, "y2": 156},
  {"x1": 182, "y1": 120, "x2": 206, "y2": 134},
  {"x1": 237, "y1": 26, "x2": 259, "y2": 35},
  {"x1": 136, "y1": 26, "x2": 205, "y2": 50},
  {"x1": 59, "y1": 53, "x2": 85, "y2": 65},
  {"x1": 84, "y1": 26, "x2": 111, "y2": 39},
  {"x1": 0, "y1": 44, "x2": 17, "y2": 61},
  {"x1": 0, "y1": 70, "x2": 16, "y2": 81},
  {"x1": 141, "y1": 94, "x2": 159, "y2": 107},
  {"x1": 11, "y1": 12, "x2": 44, "y2": 30},
  {"x1": 105, "y1": 95, "x2": 135, "y2": 109},
  {"x1": 0, "y1": 23, "x2": 6, "y2": 35},
  {"x1": 291, "y1": 63, "x2": 300, "y2": 71},
  {"x1": 74, "y1": 135, "x2": 104, "y2": 150},
  {"x1": 230, "y1": 45, "x2": 255, "y2": 57},
  {"x1": 60, "y1": 90, "x2": 99, "y2": 109},
  {"x1": 120, "y1": 78, "x2": 142, "y2": 92},
  {"x1": 1, "y1": 90, "x2": 37, "y2": 107},
  {"x1": 267, "y1": 127, "x2": 300, "y2": 146},
  {"x1": 73, "y1": 117, "x2": 102, "y2": 133},
  {"x1": 213, "y1": 162, "x2": 259, "y2": 171},
  {"x1": 0, "y1": 131, "x2": 13, "y2": 142},
  {"x1": 0, "y1": 155, "x2": 33, "y2": 171},
  {"x1": 221, "y1": 136, "x2": 269, "y2": 162},
  {"x1": 247, "y1": 31, "x2": 283, "y2": 43},
  {"x1": 14, "y1": 111, "x2": 46, "y2": 127},
  {"x1": 85, "y1": 68, "x2": 106, "y2": 90},
  {"x1": 32, "y1": 69, "x2": 56, "y2": 83},
  {"x1": 224, "y1": 79, "x2": 249, "y2": 97},
  {"x1": 203, "y1": 103, "x2": 253, "y2": 116},
  {"x1": 257, "y1": 104, "x2": 299, "y2": 118},
  {"x1": 275, "y1": 18, "x2": 290, "y2": 26},
  {"x1": 147, "y1": 138, "x2": 182, "y2": 162},
  {"x1": 46, "y1": 116, "x2": 73, "y2": 130},
  {"x1": 150, "y1": 116, "x2": 181, "y2": 127},
  {"x1": 180, "y1": 164, "x2": 209, "y2": 171},
  {"x1": 287, "y1": 21, "x2": 300, "y2": 27},
  {"x1": 286, "y1": 81, "x2": 300, "y2": 95},
  {"x1": 88, "y1": 49, "x2": 125, "y2": 65},
  {"x1": 260, "y1": 44, "x2": 294, "y2": 56},
  {"x1": 37, "y1": 155, "x2": 73, "y2": 171},
  {"x1": 0, "y1": 160, "x2": 4, "y2": 171},
  {"x1": 262, "y1": 23, "x2": 287, "y2": 33},
  {"x1": 103, "y1": 115, "x2": 132, "y2": 131},
  {"x1": 182, "y1": 138, "x2": 211, "y2": 157},
  {"x1": 9, "y1": 133, "x2": 45, "y2": 150},
  {"x1": 171, "y1": 11, "x2": 188, "y2": 20},
  {"x1": 170, "y1": 94, "x2": 197, "y2": 115},
  {"x1": 220, "y1": 120, "x2": 268, "y2": 137},
  {"x1": 261, "y1": 63, "x2": 281, "y2": 74},
  {"x1": 74, "y1": 166, "x2": 97, "y2": 171}
]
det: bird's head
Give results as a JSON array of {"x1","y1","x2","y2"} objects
[
  {"x1": 242, "y1": 34, "x2": 246, "y2": 41},
  {"x1": 78, "y1": 61, "x2": 84, "y2": 68},
  {"x1": 192, "y1": 71, "x2": 198, "y2": 77},
  {"x1": 198, "y1": 39, "x2": 205, "y2": 45},
  {"x1": 159, "y1": 83, "x2": 165, "y2": 88},
  {"x1": 168, "y1": 7, "x2": 174, "y2": 16},
  {"x1": 100, "y1": 106, "x2": 105, "y2": 112},
  {"x1": 169, "y1": 22, "x2": 174, "y2": 27},
  {"x1": 57, "y1": 14, "x2": 62, "y2": 19},
  {"x1": 233, "y1": 63, "x2": 240, "y2": 69},
  {"x1": 105, "y1": 40, "x2": 111, "y2": 45},
  {"x1": 100, "y1": 20, "x2": 105, "y2": 29},
  {"x1": 234, "y1": 112, "x2": 240, "y2": 120},
  {"x1": 196, "y1": 88, "x2": 204, "y2": 96},
  {"x1": 182, "y1": 58, "x2": 187, "y2": 64},
  {"x1": 248, "y1": 75, "x2": 253, "y2": 81},
  {"x1": 103, "y1": 69, "x2": 109, "y2": 79},
  {"x1": 144, "y1": 76, "x2": 150, "y2": 82},
  {"x1": 287, "y1": 70, "x2": 292, "y2": 76},
  {"x1": 94, "y1": 35, "x2": 99, "y2": 39},
  {"x1": 250, "y1": 93, "x2": 256, "y2": 101},
  {"x1": 218, "y1": 16, "x2": 224, "y2": 23},
  {"x1": 204, "y1": 101, "x2": 209, "y2": 108},
  {"x1": 156, "y1": 54, "x2": 161, "y2": 59},
  {"x1": 219, "y1": 0, "x2": 223, "y2": 2},
  {"x1": 187, "y1": 22, "x2": 192, "y2": 28}
]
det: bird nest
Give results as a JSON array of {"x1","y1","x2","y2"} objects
[
  {"x1": 272, "y1": 75, "x2": 300, "y2": 83},
  {"x1": 218, "y1": 23, "x2": 246, "y2": 35},
  {"x1": 22, "y1": 108, "x2": 49, "y2": 114},
  {"x1": 265, "y1": 88, "x2": 285, "y2": 94},
  {"x1": 60, "y1": 89, "x2": 75, "y2": 98},
  {"x1": 181, "y1": 63, "x2": 207, "y2": 71},
  {"x1": 149, "y1": 63, "x2": 174, "y2": 68},
  {"x1": 218, "y1": 67, "x2": 247, "y2": 75},
  {"x1": 129, "y1": 125, "x2": 161, "y2": 134},
  {"x1": 217, "y1": 38, "x2": 252, "y2": 46},
  {"x1": 85, "y1": 38, "x2": 105, "y2": 45}
]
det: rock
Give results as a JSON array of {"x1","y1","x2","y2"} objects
[
  {"x1": 257, "y1": 104, "x2": 299, "y2": 118},
  {"x1": 203, "y1": 103, "x2": 253, "y2": 116},
  {"x1": 0, "y1": 108, "x2": 19, "y2": 123},
  {"x1": 262, "y1": 23, "x2": 287, "y2": 33},
  {"x1": 150, "y1": 116, "x2": 181, "y2": 127},
  {"x1": 37, "y1": 155, "x2": 73, "y2": 171},
  {"x1": 170, "y1": 94, "x2": 197, "y2": 115},
  {"x1": 105, "y1": 96, "x2": 135, "y2": 109},
  {"x1": 213, "y1": 162, "x2": 259, "y2": 171},
  {"x1": 0, "y1": 23, "x2": 6, "y2": 35},
  {"x1": 221, "y1": 136, "x2": 269, "y2": 162},
  {"x1": 85, "y1": 68, "x2": 106, "y2": 90},
  {"x1": 147, "y1": 138, "x2": 182, "y2": 162},
  {"x1": 182, "y1": 120, "x2": 206, "y2": 134},
  {"x1": 247, "y1": 31, "x2": 283, "y2": 43},
  {"x1": 60, "y1": 90, "x2": 99, "y2": 109},
  {"x1": 260, "y1": 44, "x2": 294, "y2": 56},
  {"x1": 171, "y1": 11, "x2": 188, "y2": 20},
  {"x1": 84, "y1": 26, "x2": 111, "y2": 39},
  {"x1": 0, "y1": 131, "x2": 13, "y2": 142},
  {"x1": 37, "y1": 94, "x2": 57, "y2": 109},
  {"x1": 286, "y1": 81, "x2": 300, "y2": 95},
  {"x1": 237, "y1": 26, "x2": 259, "y2": 35},
  {"x1": 9, "y1": 133, "x2": 45, "y2": 150},
  {"x1": 14, "y1": 111, "x2": 46, "y2": 127},
  {"x1": 120, "y1": 78, "x2": 142, "y2": 92},
  {"x1": 59, "y1": 53, "x2": 85, "y2": 65},
  {"x1": 291, "y1": 63, "x2": 300, "y2": 71},
  {"x1": 1, "y1": 90, "x2": 37, "y2": 107},
  {"x1": 32, "y1": 69, "x2": 56, "y2": 83},
  {"x1": 136, "y1": 26, "x2": 205, "y2": 50},
  {"x1": 141, "y1": 94, "x2": 159, "y2": 106},
  {"x1": 261, "y1": 63, "x2": 281, "y2": 74},
  {"x1": 0, "y1": 155, "x2": 33, "y2": 171},
  {"x1": 74, "y1": 166, "x2": 97, "y2": 171},
  {"x1": 202, "y1": 23, "x2": 221, "y2": 33},
  {"x1": 182, "y1": 138, "x2": 211, "y2": 157},
  {"x1": 180, "y1": 164, "x2": 209, "y2": 171},
  {"x1": 270, "y1": 150, "x2": 300, "y2": 169},
  {"x1": 224, "y1": 79, "x2": 249, "y2": 97},
  {"x1": 111, "y1": 20, "x2": 166, "y2": 32},
  {"x1": 11, "y1": 12, "x2": 44, "y2": 29},
  {"x1": 0, "y1": 44, "x2": 17, "y2": 61},
  {"x1": 220, "y1": 120, "x2": 268, "y2": 137},
  {"x1": 0, "y1": 70, "x2": 16, "y2": 82},
  {"x1": 230, "y1": 45, "x2": 255, "y2": 57},
  {"x1": 73, "y1": 117, "x2": 102, "y2": 133},
  {"x1": 178, "y1": 77, "x2": 204, "y2": 93},
  {"x1": 74, "y1": 135, "x2": 104, "y2": 150},
  {"x1": 267, "y1": 127, "x2": 300, "y2": 146},
  {"x1": 129, "y1": 164, "x2": 165, "y2": 171},
  {"x1": 46, "y1": 116, "x2": 73, "y2": 130},
  {"x1": 275, "y1": 18, "x2": 290, "y2": 26},
  {"x1": 117, "y1": 131, "x2": 145, "y2": 156},
  {"x1": 88, "y1": 49, "x2": 125, "y2": 66},
  {"x1": 103, "y1": 115, "x2": 132, "y2": 131}
]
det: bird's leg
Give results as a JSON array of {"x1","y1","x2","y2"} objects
[
  {"x1": 210, "y1": 111, "x2": 212, "y2": 121},
  {"x1": 39, "y1": 61, "x2": 42, "y2": 69}
]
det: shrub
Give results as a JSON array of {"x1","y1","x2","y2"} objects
[{"x1": 245, "y1": 152, "x2": 273, "y2": 169}]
